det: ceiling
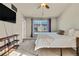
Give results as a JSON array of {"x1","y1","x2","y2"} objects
[{"x1": 14, "y1": 3, "x2": 71, "y2": 18}]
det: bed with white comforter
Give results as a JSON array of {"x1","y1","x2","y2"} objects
[{"x1": 35, "y1": 32, "x2": 76, "y2": 50}]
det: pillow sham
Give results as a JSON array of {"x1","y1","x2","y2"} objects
[
  {"x1": 57, "y1": 30, "x2": 64, "y2": 35},
  {"x1": 68, "y1": 28, "x2": 75, "y2": 36}
]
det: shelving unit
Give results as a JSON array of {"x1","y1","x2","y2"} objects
[{"x1": 0, "y1": 34, "x2": 19, "y2": 56}]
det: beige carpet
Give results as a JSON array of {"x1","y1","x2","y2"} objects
[{"x1": 16, "y1": 39, "x2": 76, "y2": 56}]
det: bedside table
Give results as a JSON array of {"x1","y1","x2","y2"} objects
[{"x1": 76, "y1": 37, "x2": 79, "y2": 56}]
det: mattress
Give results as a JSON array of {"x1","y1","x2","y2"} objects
[{"x1": 35, "y1": 32, "x2": 76, "y2": 50}]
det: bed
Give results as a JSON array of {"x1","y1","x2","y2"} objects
[{"x1": 34, "y1": 32, "x2": 77, "y2": 56}]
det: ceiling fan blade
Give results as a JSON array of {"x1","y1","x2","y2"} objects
[
  {"x1": 37, "y1": 3, "x2": 49, "y2": 9},
  {"x1": 45, "y1": 5, "x2": 49, "y2": 9}
]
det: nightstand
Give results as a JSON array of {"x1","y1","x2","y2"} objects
[{"x1": 76, "y1": 37, "x2": 79, "y2": 56}]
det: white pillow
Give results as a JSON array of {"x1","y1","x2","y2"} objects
[
  {"x1": 68, "y1": 28, "x2": 75, "y2": 36},
  {"x1": 75, "y1": 30, "x2": 79, "y2": 37}
]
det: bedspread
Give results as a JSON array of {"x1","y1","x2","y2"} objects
[{"x1": 35, "y1": 32, "x2": 76, "y2": 50}]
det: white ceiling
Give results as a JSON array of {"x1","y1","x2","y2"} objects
[{"x1": 14, "y1": 3, "x2": 71, "y2": 18}]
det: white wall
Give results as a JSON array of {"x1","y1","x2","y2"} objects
[
  {"x1": 22, "y1": 17, "x2": 27, "y2": 39},
  {"x1": 51, "y1": 18, "x2": 57, "y2": 32},
  {"x1": 16, "y1": 10, "x2": 23, "y2": 43},
  {"x1": 0, "y1": 21, "x2": 15, "y2": 37},
  {"x1": 58, "y1": 4, "x2": 79, "y2": 31},
  {"x1": 25, "y1": 18, "x2": 31, "y2": 38}
]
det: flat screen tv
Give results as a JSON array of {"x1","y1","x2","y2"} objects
[{"x1": 0, "y1": 3, "x2": 16, "y2": 23}]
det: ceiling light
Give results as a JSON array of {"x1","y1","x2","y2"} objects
[{"x1": 38, "y1": 3, "x2": 49, "y2": 9}]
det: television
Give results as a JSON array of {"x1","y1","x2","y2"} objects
[{"x1": 0, "y1": 3, "x2": 16, "y2": 23}]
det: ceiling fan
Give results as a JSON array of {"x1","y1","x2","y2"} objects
[{"x1": 38, "y1": 3, "x2": 49, "y2": 9}]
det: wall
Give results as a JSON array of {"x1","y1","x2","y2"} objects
[
  {"x1": 58, "y1": 4, "x2": 79, "y2": 31},
  {"x1": 25, "y1": 18, "x2": 32, "y2": 38},
  {"x1": 0, "y1": 3, "x2": 24, "y2": 43},
  {"x1": 51, "y1": 18, "x2": 57, "y2": 32},
  {"x1": 16, "y1": 10, "x2": 23, "y2": 43},
  {"x1": 22, "y1": 16, "x2": 27, "y2": 39}
]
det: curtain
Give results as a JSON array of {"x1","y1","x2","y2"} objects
[
  {"x1": 49, "y1": 18, "x2": 51, "y2": 32},
  {"x1": 31, "y1": 18, "x2": 33, "y2": 37}
]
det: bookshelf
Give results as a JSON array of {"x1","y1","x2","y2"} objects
[{"x1": 0, "y1": 34, "x2": 19, "y2": 56}]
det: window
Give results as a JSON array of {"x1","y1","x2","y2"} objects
[{"x1": 33, "y1": 20, "x2": 49, "y2": 33}]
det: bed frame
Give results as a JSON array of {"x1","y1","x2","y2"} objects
[
  {"x1": 76, "y1": 37, "x2": 79, "y2": 56},
  {"x1": 59, "y1": 37, "x2": 79, "y2": 56}
]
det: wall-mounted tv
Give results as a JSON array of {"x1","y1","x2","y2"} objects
[{"x1": 0, "y1": 3, "x2": 16, "y2": 23}]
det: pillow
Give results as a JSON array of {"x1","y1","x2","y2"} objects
[
  {"x1": 74, "y1": 30, "x2": 79, "y2": 37},
  {"x1": 68, "y1": 28, "x2": 75, "y2": 36},
  {"x1": 57, "y1": 30, "x2": 64, "y2": 35}
]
